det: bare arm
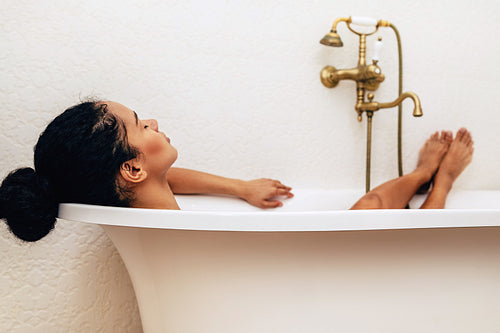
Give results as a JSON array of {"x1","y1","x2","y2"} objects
[{"x1": 166, "y1": 167, "x2": 293, "y2": 208}]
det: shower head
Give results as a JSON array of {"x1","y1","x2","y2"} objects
[{"x1": 319, "y1": 30, "x2": 343, "y2": 47}]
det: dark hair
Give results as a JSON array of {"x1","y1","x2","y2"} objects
[{"x1": 0, "y1": 101, "x2": 138, "y2": 242}]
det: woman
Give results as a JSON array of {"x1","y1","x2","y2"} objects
[{"x1": 0, "y1": 100, "x2": 473, "y2": 242}]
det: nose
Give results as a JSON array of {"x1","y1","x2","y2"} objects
[{"x1": 144, "y1": 119, "x2": 159, "y2": 132}]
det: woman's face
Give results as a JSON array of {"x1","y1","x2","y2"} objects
[{"x1": 106, "y1": 101, "x2": 178, "y2": 177}]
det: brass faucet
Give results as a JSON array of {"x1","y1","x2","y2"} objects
[
  {"x1": 359, "y1": 91, "x2": 423, "y2": 118},
  {"x1": 320, "y1": 17, "x2": 423, "y2": 192}
]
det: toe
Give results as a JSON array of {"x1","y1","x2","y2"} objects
[
  {"x1": 463, "y1": 130, "x2": 472, "y2": 144},
  {"x1": 440, "y1": 131, "x2": 447, "y2": 142},
  {"x1": 444, "y1": 131, "x2": 453, "y2": 143},
  {"x1": 456, "y1": 127, "x2": 467, "y2": 141},
  {"x1": 467, "y1": 133, "x2": 474, "y2": 146}
]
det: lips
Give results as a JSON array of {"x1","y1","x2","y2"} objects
[{"x1": 161, "y1": 132, "x2": 171, "y2": 143}]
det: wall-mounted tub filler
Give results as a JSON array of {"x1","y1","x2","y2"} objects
[
  {"x1": 320, "y1": 16, "x2": 422, "y2": 193},
  {"x1": 58, "y1": 190, "x2": 500, "y2": 333}
]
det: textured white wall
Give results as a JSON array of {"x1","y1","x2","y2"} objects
[{"x1": 1, "y1": 0, "x2": 499, "y2": 331}]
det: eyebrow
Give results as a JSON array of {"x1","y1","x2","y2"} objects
[{"x1": 133, "y1": 111, "x2": 139, "y2": 126}]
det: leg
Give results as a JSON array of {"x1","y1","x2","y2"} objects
[
  {"x1": 350, "y1": 131, "x2": 452, "y2": 210},
  {"x1": 420, "y1": 128, "x2": 474, "y2": 209}
]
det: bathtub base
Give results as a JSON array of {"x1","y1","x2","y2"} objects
[{"x1": 103, "y1": 226, "x2": 500, "y2": 333}]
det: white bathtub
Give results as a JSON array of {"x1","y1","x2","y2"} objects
[{"x1": 58, "y1": 189, "x2": 500, "y2": 333}]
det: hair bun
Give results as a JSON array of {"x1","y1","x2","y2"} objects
[{"x1": 0, "y1": 168, "x2": 58, "y2": 242}]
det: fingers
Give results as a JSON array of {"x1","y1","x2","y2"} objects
[
  {"x1": 262, "y1": 179, "x2": 293, "y2": 196},
  {"x1": 261, "y1": 183, "x2": 293, "y2": 208},
  {"x1": 273, "y1": 181, "x2": 294, "y2": 198},
  {"x1": 260, "y1": 200, "x2": 283, "y2": 209},
  {"x1": 276, "y1": 187, "x2": 294, "y2": 198},
  {"x1": 244, "y1": 178, "x2": 293, "y2": 209}
]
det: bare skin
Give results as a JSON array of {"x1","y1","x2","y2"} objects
[
  {"x1": 106, "y1": 102, "x2": 294, "y2": 210},
  {"x1": 351, "y1": 128, "x2": 473, "y2": 210},
  {"x1": 420, "y1": 128, "x2": 474, "y2": 209},
  {"x1": 165, "y1": 168, "x2": 293, "y2": 208},
  {"x1": 110, "y1": 101, "x2": 471, "y2": 211}
]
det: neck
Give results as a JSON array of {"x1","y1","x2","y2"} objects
[{"x1": 131, "y1": 176, "x2": 180, "y2": 210}]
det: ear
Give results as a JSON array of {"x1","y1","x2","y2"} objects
[{"x1": 119, "y1": 159, "x2": 148, "y2": 184}]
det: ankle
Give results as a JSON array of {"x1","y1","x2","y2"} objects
[
  {"x1": 420, "y1": 187, "x2": 448, "y2": 209},
  {"x1": 412, "y1": 167, "x2": 434, "y2": 184},
  {"x1": 433, "y1": 172, "x2": 454, "y2": 195}
]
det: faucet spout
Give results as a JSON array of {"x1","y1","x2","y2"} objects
[
  {"x1": 357, "y1": 91, "x2": 423, "y2": 117},
  {"x1": 378, "y1": 92, "x2": 423, "y2": 117}
]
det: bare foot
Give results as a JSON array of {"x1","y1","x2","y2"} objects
[
  {"x1": 416, "y1": 131, "x2": 453, "y2": 182},
  {"x1": 434, "y1": 128, "x2": 474, "y2": 192}
]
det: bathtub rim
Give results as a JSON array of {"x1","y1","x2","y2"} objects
[{"x1": 58, "y1": 203, "x2": 500, "y2": 232}]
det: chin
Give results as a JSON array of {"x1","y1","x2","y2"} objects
[{"x1": 167, "y1": 149, "x2": 178, "y2": 167}]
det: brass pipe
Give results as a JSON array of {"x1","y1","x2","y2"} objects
[
  {"x1": 358, "y1": 34, "x2": 366, "y2": 66},
  {"x1": 366, "y1": 112, "x2": 373, "y2": 193},
  {"x1": 333, "y1": 68, "x2": 363, "y2": 81},
  {"x1": 390, "y1": 23, "x2": 404, "y2": 178},
  {"x1": 321, "y1": 63, "x2": 385, "y2": 88},
  {"x1": 377, "y1": 20, "x2": 391, "y2": 28},
  {"x1": 356, "y1": 83, "x2": 365, "y2": 121},
  {"x1": 389, "y1": 23, "x2": 411, "y2": 209},
  {"x1": 331, "y1": 17, "x2": 351, "y2": 32},
  {"x1": 356, "y1": 91, "x2": 422, "y2": 117},
  {"x1": 377, "y1": 92, "x2": 422, "y2": 116}
]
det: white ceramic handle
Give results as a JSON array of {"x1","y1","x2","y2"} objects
[
  {"x1": 351, "y1": 16, "x2": 378, "y2": 26},
  {"x1": 372, "y1": 38, "x2": 383, "y2": 62}
]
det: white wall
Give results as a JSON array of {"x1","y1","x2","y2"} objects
[{"x1": 1, "y1": 0, "x2": 498, "y2": 331}]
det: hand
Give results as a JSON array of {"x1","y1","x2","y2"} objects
[{"x1": 239, "y1": 178, "x2": 293, "y2": 209}]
